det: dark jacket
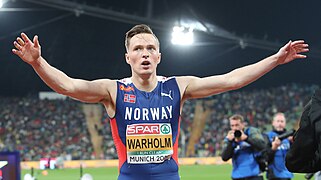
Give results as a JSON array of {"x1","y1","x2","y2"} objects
[
  {"x1": 221, "y1": 127, "x2": 266, "y2": 178},
  {"x1": 221, "y1": 127, "x2": 266, "y2": 161},
  {"x1": 285, "y1": 89, "x2": 321, "y2": 173}
]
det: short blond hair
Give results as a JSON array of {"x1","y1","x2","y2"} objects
[
  {"x1": 229, "y1": 114, "x2": 244, "y2": 122},
  {"x1": 272, "y1": 112, "x2": 286, "y2": 122},
  {"x1": 125, "y1": 24, "x2": 159, "y2": 51}
]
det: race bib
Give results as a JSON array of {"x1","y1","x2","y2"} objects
[{"x1": 126, "y1": 123, "x2": 173, "y2": 164}]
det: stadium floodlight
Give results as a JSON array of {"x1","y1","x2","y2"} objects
[
  {"x1": 0, "y1": 0, "x2": 7, "y2": 8},
  {"x1": 0, "y1": 161, "x2": 7, "y2": 168},
  {"x1": 171, "y1": 25, "x2": 194, "y2": 46}
]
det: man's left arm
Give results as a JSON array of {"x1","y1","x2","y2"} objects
[
  {"x1": 178, "y1": 40, "x2": 308, "y2": 101},
  {"x1": 246, "y1": 127, "x2": 267, "y2": 151}
]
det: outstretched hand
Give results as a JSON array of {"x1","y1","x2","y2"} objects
[
  {"x1": 276, "y1": 40, "x2": 309, "y2": 65},
  {"x1": 12, "y1": 33, "x2": 41, "y2": 65}
]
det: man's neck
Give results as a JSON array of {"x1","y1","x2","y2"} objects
[{"x1": 131, "y1": 74, "x2": 158, "y2": 92}]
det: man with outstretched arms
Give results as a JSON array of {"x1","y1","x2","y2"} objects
[{"x1": 12, "y1": 24, "x2": 308, "y2": 179}]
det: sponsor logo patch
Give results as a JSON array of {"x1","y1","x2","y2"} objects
[{"x1": 120, "y1": 85, "x2": 134, "y2": 92}]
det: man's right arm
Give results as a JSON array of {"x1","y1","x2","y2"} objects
[
  {"x1": 31, "y1": 57, "x2": 114, "y2": 103},
  {"x1": 12, "y1": 33, "x2": 115, "y2": 104},
  {"x1": 221, "y1": 139, "x2": 234, "y2": 161}
]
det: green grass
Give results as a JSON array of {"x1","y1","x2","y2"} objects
[{"x1": 21, "y1": 164, "x2": 308, "y2": 180}]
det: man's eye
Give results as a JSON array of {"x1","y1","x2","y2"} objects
[{"x1": 147, "y1": 47, "x2": 156, "y2": 52}]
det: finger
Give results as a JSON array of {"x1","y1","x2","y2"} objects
[
  {"x1": 12, "y1": 49, "x2": 22, "y2": 57},
  {"x1": 293, "y1": 44, "x2": 309, "y2": 51},
  {"x1": 297, "y1": 48, "x2": 309, "y2": 53},
  {"x1": 21, "y1": 32, "x2": 31, "y2": 44},
  {"x1": 13, "y1": 41, "x2": 22, "y2": 50},
  {"x1": 285, "y1": 40, "x2": 292, "y2": 47},
  {"x1": 33, "y1": 35, "x2": 40, "y2": 48},
  {"x1": 290, "y1": 40, "x2": 305, "y2": 46},
  {"x1": 294, "y1": 54, "x2": 307, "y2": 59},
  {"x1": 17, "y1": 37, "x2": 25, "y2": 46},
  {"x1": 294, "y1": 45, "x2": 309, "y2": 52},
  {"x1": 293, "y1": 43, "x2": 309, "y2": 49},
  {"x1": 281, "y1": 40, "x2": 292, "y2": 51}
]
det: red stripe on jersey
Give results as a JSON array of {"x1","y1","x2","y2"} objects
[
  {"x1": 110, "y1": 117, "x2": 126, "y2": 171},
  {"x1": 172, "y1": 116, "x2": 181, "y2": 166}
]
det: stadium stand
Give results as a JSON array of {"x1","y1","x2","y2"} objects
[{"x1": 0, "y1": 83, "x2": 318, "y2": 161}]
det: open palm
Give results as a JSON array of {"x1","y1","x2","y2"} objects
[
  {"x1": 276, "y1": 40, "x2": 309, "y2": 65},
  {"x1": 12, "y1": 33, "x2": 41, "y2": 65}
]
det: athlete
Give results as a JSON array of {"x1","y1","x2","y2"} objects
[{"x1": 12, "y1": 24, "x2": 308, "y2": 180}]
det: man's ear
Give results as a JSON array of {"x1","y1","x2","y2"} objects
[
  {"x1": 125, "y1": 53, "x2": 130, "y2": 64},
  {"x1": 157, "y1": 53, "x2": 161, "y2": 64}
]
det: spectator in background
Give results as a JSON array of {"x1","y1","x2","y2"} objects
[
  {"x1": 0, "y1": 97, "x2": 93, "y2": 161},
  {"x1": 56, "y1": 152, "x2": 65, "y2": 169},
  {"x1": 266, "y1": 113, "x2": 293, "y2": 180},
  {"x1": 221, "y1": 114, "x2": 266, "y2": 180}
]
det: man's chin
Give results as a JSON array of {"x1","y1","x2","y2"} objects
[
  {"x1": 140, "y1": 70, "x2": 153, "y2": 75},
  {"x1": 136, "y1": 71, "x2": 154, "y2": 78}
]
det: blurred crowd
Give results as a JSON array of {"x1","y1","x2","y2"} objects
[
  {"x1": 182, "y1": 84, "x2": 317, "y2": 157},
  {"x1": 0, "y1": 97, "x2": 93, "y2": 161},
  {"x1": 0, "y1": 83, "x2": 318, "y2": 161}
]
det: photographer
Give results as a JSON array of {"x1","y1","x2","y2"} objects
[
  {"x1": 266, "y1": 113, "x2": 294, "y2": 180},
  {"x1": 221, "y1": 114, "x2": 266, "y2": 180}
]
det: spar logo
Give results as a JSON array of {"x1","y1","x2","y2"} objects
[
  {"x1": 127, "y1": 123, "x2": 172, "y2": 135},
  {"x1": 160, "y1": 124, "x2": 171, "y2": 134},
  {"x1": 127, "y1": 124, "x2": 160, "y2": 135}
]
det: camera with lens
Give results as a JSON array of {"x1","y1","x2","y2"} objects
[
  {"x1": 234, "y1": 130, "x2": 242, "y2": 138},
  {"x1": 273, "y1": 129, "x2": 296, "y2": 141}
]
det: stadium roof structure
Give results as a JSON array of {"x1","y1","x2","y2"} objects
[{"x1": 0, "y1": 0, "x2": 320, "y2": 96}]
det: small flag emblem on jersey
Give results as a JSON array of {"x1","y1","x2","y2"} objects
[{"x1": 124, "y1": 94, "x2": 136, "y2": 103}]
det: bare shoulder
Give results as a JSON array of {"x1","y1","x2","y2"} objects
[
  {"x1": 175, "y1": 76, "x2": 199, "y2": 100},
  {"x1": 175, "y1": 76, "x2": 199, "y2": 88},
  {"x1": 91, "y1": 78, "x2": 117, "y2": 96},
  {"x1": 91, "y1": 78, "x2": 117, "y2": 87},
  {"x1": 91, "y1": 78, "x2": 117, "y2": 113},
  {"x1": 175, "y1": 75, "x2": 225, "y2": 100}
]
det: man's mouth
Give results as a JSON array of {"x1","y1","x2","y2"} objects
[{"x1": 141, "y1": 61, "x2": 151, "y2": 66}]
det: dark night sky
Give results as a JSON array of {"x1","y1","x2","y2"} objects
[{"x1": 0, "y1": 0, "x2": 320, "y2": 96}]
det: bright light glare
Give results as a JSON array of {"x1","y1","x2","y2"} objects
[
  {"x1": 0, "y1": 0, "x2": 3, "y2": 8},
  {"x1": 171, "y1": 26, "x2": 194, "y2": 45}
]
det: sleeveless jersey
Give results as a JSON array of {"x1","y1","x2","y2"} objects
[{"x1": 110, "y1": 76, "x2": 181, "y2": 180}]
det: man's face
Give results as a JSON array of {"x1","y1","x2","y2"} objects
[
  {"x1": 230, "y1": 119, "x2": 244, "y2": 131},
  {"x1": 272, "y1": 114, "x2": 286, "y2": 131},
  {"x1": 125, "y1": 33, "x2": 161, "y2": 77}
]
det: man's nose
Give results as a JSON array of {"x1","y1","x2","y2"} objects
[
  {"x1": 142, "y1": 54, "x2": 149, "y2": 59},
  {"x1": 142, "y1": 49, "x2": 150, "y2": 58}
]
